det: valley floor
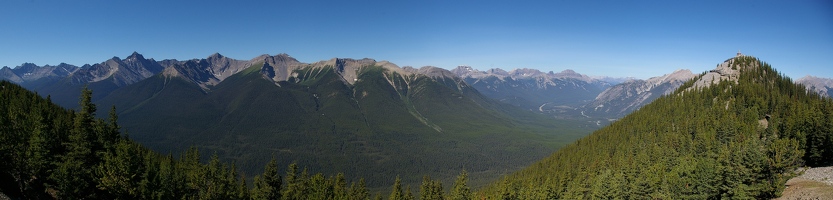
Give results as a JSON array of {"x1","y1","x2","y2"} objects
[{"x1": 776, "y1": 166, "x2": 833, "y2": 200}]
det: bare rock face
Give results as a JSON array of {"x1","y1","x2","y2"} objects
[
  {"x1": 688, "y1": 55, "x2": 756, "y2": 91},
  {"x1": 69, "y1": 52, "x2": 164, "y2": 86},
  {"x1": 0, "y1": 67, "x2": 23, "y2": 83},
  {"x1": 258, "y1": 53, "x2": 303, "y2": 83},
  {"x1": 797, "y1": 75, "x2": 833, "y2": 97}
]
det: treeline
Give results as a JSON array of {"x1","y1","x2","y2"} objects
[
  {"x1": 479, "y1": 56, "x2": 833, "y2": 199},
  {"x1": 0, "y1": 80, "x2": 476, "y2": 199}
]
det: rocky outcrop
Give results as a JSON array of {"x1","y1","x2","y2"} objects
[{"x1": 688, "y1": 55, "x2": 757, "y2": 91}]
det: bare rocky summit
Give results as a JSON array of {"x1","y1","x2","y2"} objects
[
  {"x1": 689, "y1": 56, "x2": 747, "y2": 90},
  {"x1": 69, "y1": 52, "x2": 164, "y2": 86}
]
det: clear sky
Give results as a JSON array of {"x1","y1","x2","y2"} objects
[{"x1": 1, "y1": 0, "x2": 831, "y2": 79}]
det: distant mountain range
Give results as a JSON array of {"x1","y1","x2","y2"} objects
[
  {"x1": 584, "y1": 69, "x2": 695, "y2": 119},
  {"x1": 2, "y1": 52, "x2": 831, "y2": 189},
  {"x1": 1, "y1": 52, "x2": 596, "y2": 189},
  {"x1": 451, "y1": 66, "x2": 611, "y2": 119},
  {"x1": 6, "y1": 53, "x2": 830, "y2": 121},
  {"x1": 451, "y1": 65, "x2": 698, "y2": 124},
  {"x1": 480, "y1": 55, "x2": 833, "y2": 199}
]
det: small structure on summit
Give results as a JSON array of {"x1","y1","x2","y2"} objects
[{"x1": 736, "y1": 50, "x2": 742, "y2": 57}]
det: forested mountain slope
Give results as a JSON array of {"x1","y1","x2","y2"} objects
[
  {"x1": 480, "y1": 56, "x2": 833, "y2": 199},
  {"x1": 1, "y1": 80, "x2": 424, "y2": 199},
  {"x1": 94, "y1": 58, "x2": 593, "y2": 190},
  {"x1": 1, "y1": 52, "x2": 597, "y2": 191}
]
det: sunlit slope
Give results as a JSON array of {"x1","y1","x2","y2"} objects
[
  {"x1": 481, "y1": 56, "x2": 833, "y2": 199},
  {"x1": 97, "y1": 63, "x2": 594, "y2": 189}
]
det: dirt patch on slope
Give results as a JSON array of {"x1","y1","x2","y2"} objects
[{"x1": 776, "y1": 167, "x2": 833, "y2": 200}]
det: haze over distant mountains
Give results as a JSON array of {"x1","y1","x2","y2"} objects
[
  {"x1": 2, "y1": 52, "x2": 831, "y2": 191},
  {"x1": 3, "y1": 52, "x2": 831, "y2": 121},
  {"x1": 479, "y1": 54, "x2": 833, "y2": 200},
  {"x1": 0, "y1": 52, "x2": 596, "y2": 189}
]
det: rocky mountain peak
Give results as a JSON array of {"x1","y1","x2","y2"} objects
[
  {"x1": 688, "y1": 55, "x2": 758, "y2": 90},
  {"x1": 510, "y1": 68, "x2": 545, "y2": 77},
  {"x1": 560, "y1": 69, "x2": 578, "y2": 74},
  {"x1": 69, "y1": 52, "x2": 164, "y2": 86},
  {"x1": 127, "y1": 51, "x2": 144, "y2": 60},
  {"x1": 487, "y1": 68, "x2": 509, "y2": 76},
  {"x1": 208, "y1": 52, "x2": 224, "y2": 59},
  {"x1": 15, "y1": 63, "x2": 39, "y2": 71},
  {"x1": 451, "y1": 65, "x2": 477, "y2": 76}
]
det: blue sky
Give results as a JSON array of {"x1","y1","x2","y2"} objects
[{"x1": 1, "y1": 0, "x2": 831, "y2": 79}]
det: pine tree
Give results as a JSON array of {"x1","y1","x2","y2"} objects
[
  {"x1": 253, "y1": 157, "x2": 281, "y2": 200},
  {"x1": 450, "y1": 170, "x2": 471, "y2": 200},
  {"x1": 404, "y1": 186, "x2": 415, "y2": 200},
  {"x1": 388, "y1": 175, "x2": 403, "y2": 200},
  {"x1": 282, "y1": 162, "x2": 305, "y2": 200},
  {"x1": 96, "y1": 140, "x2": 143, "y2": 199},
  {"x1": 333, "y1": 173, "x2": 347, "y2": 200},
  {"x1": 51, "y1": 86, "x2": 98, "y2": 199},
  {"x1": 349, "y1": 178, "x2": 369, "y2": 200},
  {"x1": 420, "y1": 175, "x2": 443, "y2": 200}
]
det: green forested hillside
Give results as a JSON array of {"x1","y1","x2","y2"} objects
[
  {"x1": 93, "y1": 63, "x2": 593, "y2": 190},
  {"x1": 3, "y1": 80, "x2": 455, "y2": 199},
  {"x1": 480, "y1": 56, "x2": 833, "y2": 199}
]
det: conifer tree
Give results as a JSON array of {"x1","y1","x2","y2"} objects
[
  {"x1": 388, "y1": 175, "x2": 403, "y2": 200},
  {"x1": 51, "y1": 86, "x2": 97, "y2": 199},
  {"x1": 253, "y1": 157, "x2": 281, "y2": 200},
  {"x1": 450, "y1": 170, "x2": 471, "y2": 200}
]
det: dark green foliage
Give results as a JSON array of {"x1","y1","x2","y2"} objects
[
  {"x1": 450, "y1": 170, "x2": 471, "y2": 200},
  {"x1": 388, "y1": 176, "x2": 403, "y2": 200},
  {"x1": 420, "y1": 175, "x2": 444, "y2": 200},
  {"x1": 93, "y1": 63, "x2": 594, "y2": 190},
  {"x1": 479, "y1": 56, "x2": 833, "y2": 198},
  {"x1": 0, "y1": 81, "x2": 379, "y2": 199},
  {"x1": 253, "y1": 158, "x2": 282, "y2": 200}
]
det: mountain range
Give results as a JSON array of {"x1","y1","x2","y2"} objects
[
  {"x1": 451, "y1": 65, "x2": 700, "y2": 125},
  {"x1": 0, "y1": 54, "x2": 699, "y2": 121},
  {"x1": 1, "y1": 53, "x2": 596, "y2": 189},
  {"x1": 2, "y1": 52, "x2": 832, "y2": 190},
  {"x1": 480, "y1": 55, "x2": 833, "y2": 199}
]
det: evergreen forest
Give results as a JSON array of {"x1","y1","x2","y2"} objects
[
  {"x1": 0, "y1": 80, "x2": 475, "y2": 199},
  {"x1": 479, "y1": 56, "x2": 833, "y2": 199},
  {"x1": 2, "y1": 56, "x2": 831, "y2": 199}
]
